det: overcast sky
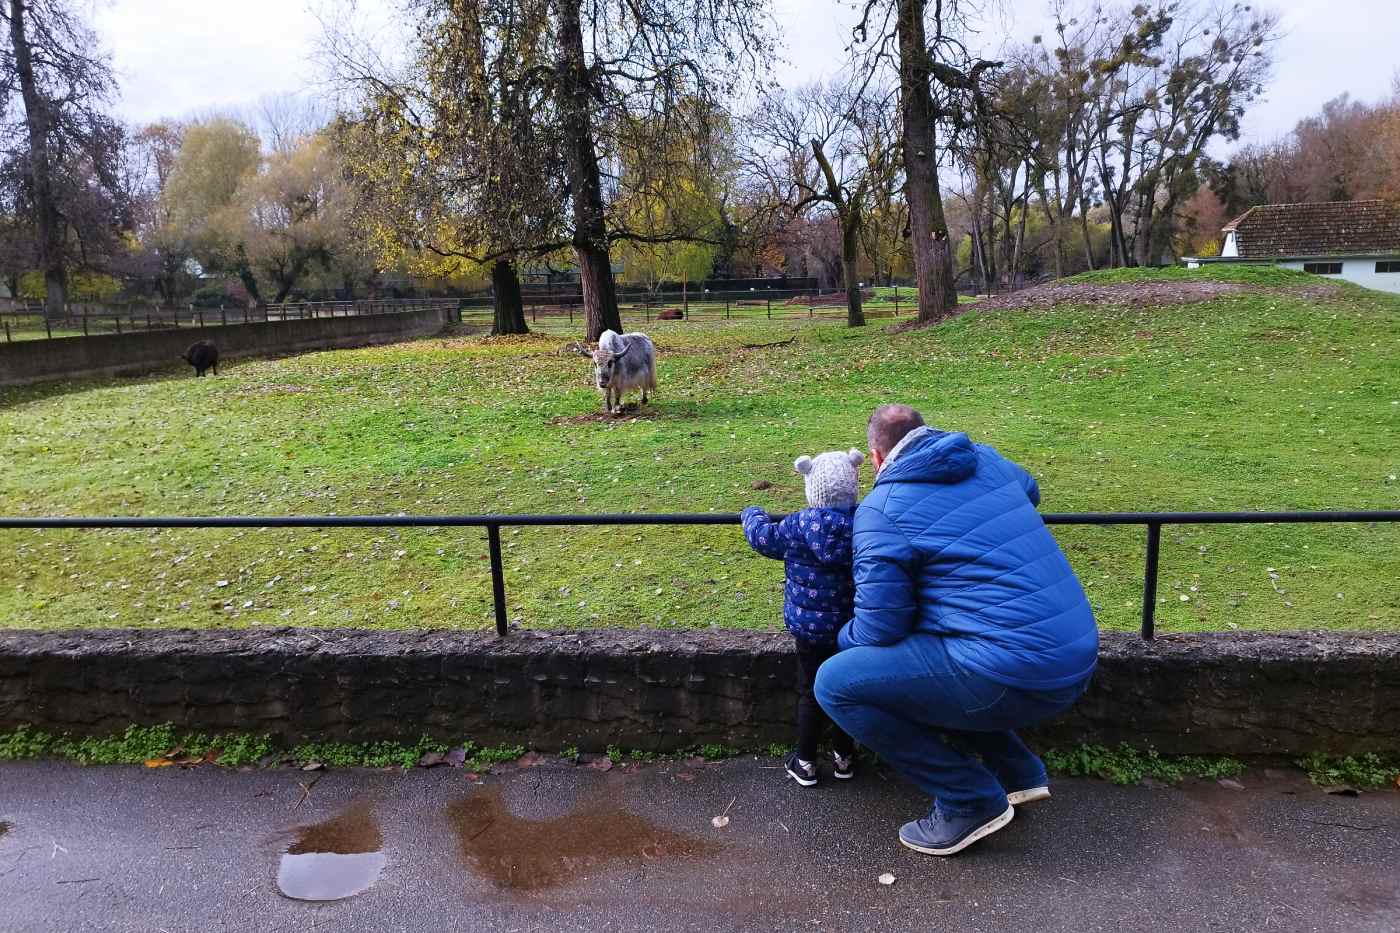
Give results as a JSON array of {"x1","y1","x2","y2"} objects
[{"x1": 95, "y1": 0, "x2": 1399, "y2": 150}]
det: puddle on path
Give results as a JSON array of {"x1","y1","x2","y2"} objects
[
  {"x1": 277, "y1": 801, "x2": 386, "y2": 902},
  {"x1": 448, "y1": 786, "x2": 716, "y2": 891}
]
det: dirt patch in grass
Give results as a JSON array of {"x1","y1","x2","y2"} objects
[
  {"x1": 976, "y1": 280, "x2": 1249, "y2": 312},
  {"x1": 237, "y1": 383, "x2": 310, "y2": 397},
  {"x1": 549, "y1": 406, "x2": 664, "y2": 426}
]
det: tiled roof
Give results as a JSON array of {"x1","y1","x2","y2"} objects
[{"x1": 1228, "y1": 200, "x2": 1400, "y2": 258}]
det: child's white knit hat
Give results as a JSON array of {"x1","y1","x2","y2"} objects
[{"x1": 794, "y1": 449, "x2": 865, "y2": 509}]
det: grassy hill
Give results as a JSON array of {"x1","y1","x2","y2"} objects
[{"x1": 2, "y1": 266, "x2": 1396, "y2": 635}]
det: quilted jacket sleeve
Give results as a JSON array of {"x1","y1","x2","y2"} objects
[
  {"x1": 741, "y1": 506, "x2": 792, "y2": 560},
  {"x1": 838, "y1": 503, "x2": 919, "y2": 649},
  {"x1": 1011, "y1": 461, "x2": 1041, "y2": 507},
  {"x1": 978, "y1": 444, "x2": 1041, "y2": 507}
]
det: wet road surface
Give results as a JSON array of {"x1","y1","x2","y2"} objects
[{"x1": 1, "y1": 757, "x2": 1397, "y2": 932}]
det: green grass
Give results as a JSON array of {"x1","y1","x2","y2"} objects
[
  {"x1": 1043, "y1": 743, "x2": 1246, "y2": 785},
  {"x1": 2, "y1": 266, "x2": 1397, "y2": 634}
]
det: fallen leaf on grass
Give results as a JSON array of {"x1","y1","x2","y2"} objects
[
  {"x1": 1217, "y1": 779, "x2": 1245, "y2": 791},
  {"x1": 879, "y1": 873, "x2": 897, "y2": 886},
  {"x1": 418, "y1": 751, "x2": 445, "y2": 768},
  {"x1": 301, "y1": 762, "x2": 325, "y2": 772},
  {"x1": 143, "y1": 758, "x2": 175, "y2": 768}
]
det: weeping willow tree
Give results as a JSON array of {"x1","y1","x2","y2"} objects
[{"x1": 329, "y1": 0, "x2": 567, "y2": 335}]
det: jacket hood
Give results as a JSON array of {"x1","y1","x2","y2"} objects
[
  {"x1": 875, "y1": 428, "x2": 977, "y2": 487},
  {"x1": 800, "y1": 507, "x2": 855, "y2": 567}
]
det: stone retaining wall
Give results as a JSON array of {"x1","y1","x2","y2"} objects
[
  {"x1": 0, "y1": 307, "x2": 456, "y2": 387},
  {"x1": 1, "y1": 628, "x2": 1395, "y2": 756}
]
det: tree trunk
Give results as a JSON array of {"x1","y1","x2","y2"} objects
[
  {"x1": 554, "y1": 0, "x2": 622, "y2": 341},
  {"x1": 1133, "y1": 195, "x2": 1155, "y2": 268},
  {"x1": 10, "y1": 0, "x2": 67, "y2": 320},
  {"x1": 490, "y1": 258, "x2": 528, "y2": 335},
  {"x1": 1078, "y1": 197, "x2": 1096, "y2": 271},
  {"x1": 841, "y1": 215, "x2": 866, "y2": 328},
  {"x1": 896, "y1": 0, "x2": 957, "y2": 324}
]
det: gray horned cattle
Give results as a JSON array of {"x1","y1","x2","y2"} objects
[{"x1": 579, "y1": 329, "x2": 656, "y2": 414}]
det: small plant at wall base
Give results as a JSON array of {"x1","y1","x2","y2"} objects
[
  {"x1": 1043, "y1": 744, "x2": 1246, "y2": 785},
  {"x1": 1297, "y1": 753, "x2": 1400, "y2": 789}
]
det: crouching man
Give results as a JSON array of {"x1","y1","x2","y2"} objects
[{"x1": 815, "y1": 404, "x2": 1098, "y2": 856}]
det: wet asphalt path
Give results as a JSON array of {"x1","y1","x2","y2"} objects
[{"x1": 1, "y1": 757, "x2": 1398, "y2": 933}]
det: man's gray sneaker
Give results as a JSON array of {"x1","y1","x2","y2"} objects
[
  {"x1": 1006, "y1": 785, "x2": 1050, "y2": 806},
  {"x1": 898, "y1": 804, "x2": 1015, "y2": 856}
]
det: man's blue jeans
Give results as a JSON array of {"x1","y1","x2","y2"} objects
[{"x1": 814, "y1": 633, "x2": 1089, "y2": 818}]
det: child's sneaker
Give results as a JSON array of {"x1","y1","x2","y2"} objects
[
  {"x1": 831, "y1": 751, "x2": 855, "y2": 780},
  {"x1": 784, "y1": 752, "x2": 818, "y2": 787}
]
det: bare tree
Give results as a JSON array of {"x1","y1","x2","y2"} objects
[
  {"x1": 854, "y1": 0, "x2": 998, "y2": 323},
  {"x1": 744, "y1": 79, "x2": 901, "y2": 326},
  {"x1": 2, "y1": 0, "x2": 120, "y2": 316}
]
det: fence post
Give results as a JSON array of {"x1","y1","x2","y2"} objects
[
  {"x1": 146, "y1": 311, "x2": 152, "y2": 331},
  {"x1": 767, "y1": 298, "x2": 771, "y2": 319},
  {"x1": 221, "y1": 305, "x2": 227, "y2": 326},
  {"x1": 487, "y1": 523, "x2": 509, "y2": 636},
  {"x1": 115, "y1": 314, "x2": 121, "y2": 335},
  {"x1": 725, "y1": 299, "x2": 730, "y2": 320},
  {"x1": 44, "y1": 316, "x2": 51, "y2": 339},
  {"x1": 1140, "y1": 522, "x2": 1162, "y2": 641},
  {"x1": 3, "y1": 320, "x2": 9, "y2": 342},
  {"x1": 198, "y1": 311, "x2": 204, "y2": 328},
  {"x1": 82, "y1": 310, "x2": 88, "y2": 336}
]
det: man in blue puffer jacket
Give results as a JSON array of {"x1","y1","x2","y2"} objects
[{"x1": 815, "y1": 404, "x2": 1098, "y2": 856}]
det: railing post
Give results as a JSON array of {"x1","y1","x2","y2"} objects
[
  {"x1": 487, "y1": 523, "x2": 509, "y2": 636},
  {"x1": 1140, "y1": 522, "x2": 1162, "y2": 641},
  {"x1": 44, "y1": 316, "x2": 51, "y2": 339}
]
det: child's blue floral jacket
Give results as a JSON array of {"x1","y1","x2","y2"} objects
[{"x1": 741, "y1": 505, "x2": 855, "y2": 644}]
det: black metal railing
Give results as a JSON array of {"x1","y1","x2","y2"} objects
[{"x1": 2, "y1": 510, "x2": 1397, "y2": 640}]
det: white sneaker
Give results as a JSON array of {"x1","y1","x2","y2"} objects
[
  {"x1": 1006, "y1": 786, "x2": 1051, "y2": 806},
  {"x1": 831, "y1": 752, "x2": 855, "y2": 780}
]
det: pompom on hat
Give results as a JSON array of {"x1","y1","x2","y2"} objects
[{"x1": 794, "y1": 448, "x2": 865, "y2": 509}]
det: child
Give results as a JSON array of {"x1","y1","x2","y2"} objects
[{"x1": 741, "y1": 448, "x2": 864, "y2": 786}]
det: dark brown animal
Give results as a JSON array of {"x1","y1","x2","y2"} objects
[
  {"x1": 184, "y1": 340, "x2": 219, "y2": 377},
  {"x1": 656, "y1": 308, "x2": 684, "y2": 320}
]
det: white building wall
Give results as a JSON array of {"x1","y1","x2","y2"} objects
[{"x1": 1278, "y1": 258, "x2": 1400, "y2": 294}]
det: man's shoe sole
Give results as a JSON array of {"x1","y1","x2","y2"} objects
[
  {"x1": 832, "y1": 771, "x2": 854, "y2": 780},
  {"x1": 899, "y1": 805, "x2": 1015, "y2": 856},
  {"x1": 785, "y1": 765, "x2": 818, "y2": 787},
  {"x1": 1006, "y1": 786, "x2": 1051, "y2": 806}
]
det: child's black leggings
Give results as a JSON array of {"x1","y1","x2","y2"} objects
[{"x1": 795, "y1": 639, "x2": 857, "y2": 763}]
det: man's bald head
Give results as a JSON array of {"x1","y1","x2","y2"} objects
[{"x1": 867, "y1": 404, "x2": 926, "y2": 459}]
